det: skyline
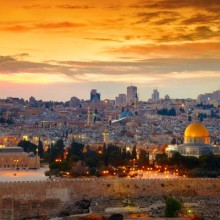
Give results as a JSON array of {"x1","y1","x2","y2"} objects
[{"x1": 1, "y1": 0, "x2": 220, "y2": 101}]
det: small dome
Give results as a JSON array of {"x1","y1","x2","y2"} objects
[
  {"x1": 28, "y1": 152, "x2": 35, "y2": 157},
  {"x1": 120, "y1": 111, "x2": 134, "y2": 118},
  {"x1": 184, "y1": 121, "x2": 209, "y2": 138}
]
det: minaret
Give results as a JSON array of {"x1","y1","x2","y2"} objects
[
  {"x1": 87, "y1": 105, "x2": 91, "y2": 125},
  {"x1": 134, "y1": 93, "x2": 138, "y2": 108},
  {"x1": 103, "y1": 128, "x2": 109, "y2": 144}
]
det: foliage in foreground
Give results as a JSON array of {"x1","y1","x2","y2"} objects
[{"x1": 165, "y1": 197, "x2": 182, "y2": 217}]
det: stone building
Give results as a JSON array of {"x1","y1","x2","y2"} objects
[
  {"x1": 0, "y1": 146, "x2": 40, "y2": 169},
  {"x1": 178, "y1": 121, "x2": 213, "y2": 157},
  {"x1": 166, "y1": 121, "x2": 217, "y2": 158}
]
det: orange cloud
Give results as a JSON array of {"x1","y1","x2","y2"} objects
[
  {"x1": 0, "y1": 22, "x2": 86, "y2": 32},
  {"x1": 107, "y1": 42, "x2": 220, "y2": 59}
]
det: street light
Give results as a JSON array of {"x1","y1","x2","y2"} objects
[
  {"x1": 13, "y1": 159, "x2": 19, "y2": 176},
  {"x1": 14, "y1": 159, "x2": 19, "y2": 168}
]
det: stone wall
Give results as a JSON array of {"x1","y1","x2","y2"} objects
[{"x1": 0, "y1": 178, "x2": 220, "y2": 219}]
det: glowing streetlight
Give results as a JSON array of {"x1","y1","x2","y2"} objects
[{"x1": 13, "y1": 159, "x2": 19, "y2": 168}]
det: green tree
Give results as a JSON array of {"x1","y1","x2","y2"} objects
[
  {"x1": 70, "y1": 161, "x2": 87, "y2": 177},
  {"x1": 59, "y1": 160, "x2": 70, "y2": 171},
  {"x1": 138, "y1": 149, "x2": 149, "y2": 166},
  {"x1": 49, "y1": 139, "x2": 65, "y2": 162},
  {"x1": 121, "y1": 147, "x2": 127, "y2": 160},
  {"x1": 109, "y1": 213, "x2": 123, "y2": 220},
  {"x1": 179, "y1": 107, "x2": 185, "y2": 113},
  {"x1": 169, "y1": 152, "x2": 184, "y2": 168},
  {"x1": 38, "y1": 138, "x2": 44, "y2": 158},
  {"x1": 171, "y1": 137, "x2": 177, "y2": 145},
  {"x1": 155, "y1": 153, "x2": 169, "y2": 166},
  {"x1": 109, "y1": 151, "x2": 123, "y2": 166},
  {"x1": 165, "y1": 197, "x2": 182, "y2": 217},
  {"x1": 168, "y1": 107, "x2": 176, "y2": 116},
  {"x1": 188, "y1": 115, "x2": 192, "y2": 122},
  {"x1": 199, "y1": 154, "x2": 220, "y2": 170},
  {"x1": 184, "y1": 156, "x2": 199, "y2": 169},
  {"x1": 84, "y1": 150, "x2": 100, "y2": 168},
  {"x1": 131, "y1": 145, "x2": 137, "y2": 159},
  {"x1": 67, "y1": 141, "x2": 84, "y2": 161},
  {"x1": 18, "y1": 140, "x2": 37, "y2": 154}
]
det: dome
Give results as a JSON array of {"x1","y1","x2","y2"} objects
[
  {"x1": 184, "y1": 121, "x2": 209, "y2": 138},
  {"x1": 120, "y1": 111, "x2": 134, "y2": 118}
]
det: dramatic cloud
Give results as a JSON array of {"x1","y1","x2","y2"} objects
[
  {"x1": 1, "y1": 56, "x2": 220, "y2": 82},
  {"x1": 182, "y1": 14, "x2": 220, "y2": 25},
  {"x1": 0, "y1": 25, "x2": 32, "y2": 32},
  {"x1": 0, "y1": 56, "x2": 15, "y2": 63},
  {"x1": 108, "y1": 42, "x2": 220, "y2": 59},
  {"x1": 135, "y1": 0, "x2": 220, "y2": 12},
  {"x1": 57, "y1": 4, "x2": 94, "y2": 9},
  {"x1": 84, "y1": 37, "x2": 122, "y2": 42},
  {"x1": 1, "y1": 0, "x2": 220, "y2": 100},
  {"x1": 0, "y1": 22, "x2": 86, "y2": 32},
  {"x1": 35, "y1": 22, "x2": 86, "y2": 29},
  {"x1": 22, "y1": 4, "x2": 52, "y2": 9},
  {"x1": 135, "y1": 11, "x2": 180, "y2": 24},
  {"x1": 155, "y1": 26, "x2": 220, "y2": 42}
]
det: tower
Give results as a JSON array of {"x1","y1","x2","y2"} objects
[
  {"x1": 90, "y1": 89, "x2": 101, "y2": 103},
  {"x1": 103, "y1": 128, "x2": 109, "y2": 144},
  {"x1": 87, "y1": 105, "x2": 91, "y2": 125},
  {"x1": 134, "y1": 93, "x2": 139, "y2": 108},
  {"x1": 115, "y1": 94, "x2": 126, "y2": 106},
  {"x1": 127, "y1": 86, "x2": 137, "y2": 105},
  {"x1": 152, "y1": 89, "x2": 160, "y2": 102}
]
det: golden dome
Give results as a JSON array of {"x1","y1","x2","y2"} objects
[{"x1": 184, "y1": 121, "x2": 209, "y2": 138}]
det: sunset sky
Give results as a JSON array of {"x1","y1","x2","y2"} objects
[{"x1": 1, "y1": 0, "x2": 220, "y2": 101}]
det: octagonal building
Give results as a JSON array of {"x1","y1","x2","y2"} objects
[{"x1": 178, "y1": 121, "x2": 213, "y2": 158}]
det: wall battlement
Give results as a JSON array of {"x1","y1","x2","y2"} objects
[{"x1": 0, "y1": 178, "x2": 220, "y2": 220}]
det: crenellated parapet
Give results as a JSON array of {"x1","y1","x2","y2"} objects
[{"x1": 0, "y1": 178, "x2": 220, "y2": 220}]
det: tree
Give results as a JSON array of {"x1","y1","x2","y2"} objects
[
  {"x1": 157, "y1": 108, "x2": 176, "y2": 116},
  {"x1": 168, "y1": 107, "x2": 176, "y2": 116},
  {"x1": 131, "y1": 145, "x2": 137, "y2": 159},
  {"x1": 155, "y1": 153, "x2": 169, "y2": 166},
  {"x1": 179, "y1": 107, "x2": 185, "y2": 113},
  {"x1": 67, "y1": 141, "x2": 84, "y2": 161},
  {"x1": 199, "y1": 154, "x2": 220, "y2": 170},
  {"x1": 0, "y1": 117, "x2": 14, "y2": 125},
  {"x1": 171, "y1": 137, "x2": 177, "y2": 145},
  {"x1": 138, "y1": 149, "x2": 149, "y2": 166},
  {"x1": 183, "y1": 156, "x2": 199, "y2": 170},
  {"x1": 165, "y1": 197, "x2": 182, "y2": 217},
  {"x1": 121, "y1": 147, "x2": 127, "y2": 160},
  {"x1": 109, "y1": 213, "x2": 123, "y2": 220},
  {"x1": 49, "y1": 139, "x2": 65, "y2": 162},
  {"x1": 70, "y1": 161, "x2": 87, "y2": 177},
  {"x1": 38, "y1": 138, "x2": 44, "y2": 158},
  {"x1": 18, "y1": 140, "x2": 37, "y2": 154},
  {"x1": 84, "y1": 150, "x2": 100, "y2": 168},
  {"x1": 188, "y1": 115, "x2": 192, "y2": 122},
  {"x1": 109, "y1": 151, "x2": 123, "y2": 166},
  {"x1": 169, "y1": 152, "x2": 184, "y2": 168}
]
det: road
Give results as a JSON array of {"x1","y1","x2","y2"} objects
[{"x1": 0, "y1": 165, "x2": 49, "y2": 182}]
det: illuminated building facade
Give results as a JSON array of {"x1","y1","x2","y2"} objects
[
  {"x1": 178, "y1": 121, "x2": 213, "y2": 158},
  {"x1": 0, "y1": 146, "x2": 40, "y2": 169}
]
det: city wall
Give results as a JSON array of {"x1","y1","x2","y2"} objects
[{"x1": 0, "y1": 178, "x2": 220, "y2": 220}]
